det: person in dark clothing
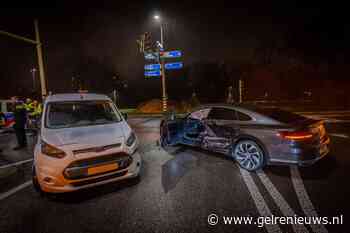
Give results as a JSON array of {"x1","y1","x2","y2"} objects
[{"x1": 12, "y1": 97, "x2": 27, "y2": 150}]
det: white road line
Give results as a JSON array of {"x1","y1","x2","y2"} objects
[
  {"x1": 0, "y1": 158, "x2": 33, "y2": 169},
  {"x1": 329, "y1": 133, "x2": 349, "y2": 138},
  {"x1": 290, "y1": 166, "x2": 328, "y2": 233},
  {"x1": 256, "y1": 170, "x2": 309, "y2": 233},
  {"x1": 0, "y1": 180, "x2": 32, "y2": 201},
  {"x1": 302, "y1": 114, "x2": 350, "y2": 118},
  {"x1": 239, "y1": 167, "x2": 282, "y2": 233},
  {"x1": 296, "y1": 111, "x2": 350, "y2": 114}
]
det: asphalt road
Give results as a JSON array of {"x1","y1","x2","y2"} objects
[{"x1": 0, "y1": 111, "x2": 349, "y2": 233}]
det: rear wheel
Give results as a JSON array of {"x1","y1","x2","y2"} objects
[{"x1": 233, "y1": 140, "x2": 265, "y2": 171}]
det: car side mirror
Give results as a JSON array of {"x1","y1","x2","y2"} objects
[{"x1": 122, "y1": 112, "x2": 128, "y2": 120}]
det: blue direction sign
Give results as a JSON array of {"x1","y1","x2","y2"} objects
[
  {"x1": 144, "y1": 64, "x2": 161, "y2": 70},
  {"x1": 144, "y1": 70, "x2": 161, "y2": 77},
  {"x1": 160, "y1": 50, "x2": 182, "y2": 58},
  {"x1": 165, "y1": 62, "x2": 183, "y2": 70}
]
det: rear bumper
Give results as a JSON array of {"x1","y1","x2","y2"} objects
[
  {"x1": 297, "y1": 136, "x2": 330, "y2": 166},
  {"x1": 269, "y1": 136, "x2": 330, "y2": 166},
  {"x1": 297, "y1": 147, "x2": 329, "y2": 166}
]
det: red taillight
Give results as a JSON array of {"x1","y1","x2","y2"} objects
[{"x1": 278, "y1": 131, "x2": 313, "y2": 140}]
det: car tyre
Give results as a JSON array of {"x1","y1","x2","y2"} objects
[{"x1": 233, "y1": 140, "x2": 265, "y2": 171}]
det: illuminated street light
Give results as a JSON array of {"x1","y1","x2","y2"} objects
[
  {"x1": 154, "y1": 15, "x2": 160, "y2": 21},
  {"x1": 30, "y1": 68, "x2": 37, "y2": 91}
]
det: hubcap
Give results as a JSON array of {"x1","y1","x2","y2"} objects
[{"x1": 234, "y1": 142, "x2": 261, "y2": 170}]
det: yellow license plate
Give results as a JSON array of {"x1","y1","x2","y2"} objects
[{"x1": 88, "y1": 163, "x2": 118, "y2": 175}]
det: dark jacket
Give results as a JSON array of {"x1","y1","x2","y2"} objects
[{"x1": 14, "y1": 104, "x2": 27, "y2": 128}]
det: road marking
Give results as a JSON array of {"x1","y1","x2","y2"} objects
[
  {"x1": 297, "y1": 110, "x2": 350, "y2": 114},
  {"x1": 239, "y1": 167, "x2": 282, "y2": 233},
  {"x1": 0, "y1": 180, "x2": 32, "y2": 201},
  {"x1": 290, "y1": 166, "x2": 328, "y2": 233},
  {"x1": 329, "y1": 133, "x2": 349, "y2": 138},
  {"x1": 0, "y1": 158, "x2": 33, "y2": 169},
  {"x1": 256, "y1": 170, "x2": 309, "y2": 233}
]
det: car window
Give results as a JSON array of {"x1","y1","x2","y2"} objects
[
  {"x1": 207, "y1": 107, "x2": 237, "y2": 120},
  {"x1": 45, "y1": 101, "x2": 122, "y2": 129},
  {"x1": 188, "y1": 108, "x2": 211, "y2": 120},
  {"x1": 253, "y1": 108, "x2": 306, "y2": 123},
  {"x1": 236, "y1": 111, "x2": 252, "y2": 121}
]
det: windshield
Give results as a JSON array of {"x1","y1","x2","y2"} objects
[{"x1": 45, "y1": 101, "x2": 122, "y2": 129}]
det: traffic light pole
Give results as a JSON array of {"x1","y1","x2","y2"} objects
[
  {"x1": 0, "y1": 19, "x2": 47, "y2": 98},
  {"x1": 159, "y1": 24, "x2": 168, "y2": 112}
]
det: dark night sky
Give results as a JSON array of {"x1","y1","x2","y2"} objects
[{"x1": 0, "y1": 1, "x2": 349, "y2": 105}]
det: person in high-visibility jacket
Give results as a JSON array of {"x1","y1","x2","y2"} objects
[
  {"x1": 12, "y1": 97, "x2": 27, "y2": 150},
  {"x1": 30, "y1": 100, "x2": 42, "y2": 119},
  {"x1": 25, "y1": 98, "x2": 34, "y2": 115}
]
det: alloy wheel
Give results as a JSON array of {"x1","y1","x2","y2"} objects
[{"x1": 234, "y1": 140, "x2": 264, "y2": 171}]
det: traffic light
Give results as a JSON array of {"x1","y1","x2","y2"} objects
[
  {"x1": 136, "y1": 34, "x2": 145, "y2": 53},
  {"x1": 143, "y1": 32, "x2": 152, "y2": 52}
]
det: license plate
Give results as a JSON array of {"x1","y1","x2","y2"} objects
[
  {"x1": 87, "y1": 163, "x2": 118, "y2": 175},
  {"x1": 319, "y1": 144, "x2": 328, "y2": 155}
]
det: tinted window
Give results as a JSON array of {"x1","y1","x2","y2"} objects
[
  {"x1": 208, "y1": 108, "x2": 237, "y2": 120},
  {"x1": 255, "y1": 108, "x2": 307, "y2": 123},
  {"x1": 237, "y1": 111, "x2": 252, "y2": 121}
]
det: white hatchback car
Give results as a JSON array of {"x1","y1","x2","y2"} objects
[{"x1": 33, "y1": 93, "x2": 141, "y2": 193}]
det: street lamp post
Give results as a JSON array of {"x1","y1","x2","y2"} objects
[
  {"x1": 30, "y1": 68, "x2": 37, "y2": 91},
  {"x1": 0, "y1": 19, "x2": 47, "y2": 99},
  {"x1": 154, "y1": 15, "x2": 167, "y2": 113}
]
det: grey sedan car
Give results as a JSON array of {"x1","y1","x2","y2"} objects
[{"x1": 160, "y1": 104, "x2": 330, "y2": 171}]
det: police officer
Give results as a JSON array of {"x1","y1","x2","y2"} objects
[
  {"x1": 12, "y1": 97, "x2": 27, "y2": 150},
  {"x1": 25, "y1": 98, "x2": 34, "y2": 114}
]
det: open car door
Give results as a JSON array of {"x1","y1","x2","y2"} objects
[
  {"x1": 161, "y1": 113, "x2": 185, "y2": 146},
  {"x1": 181, "y1": 108, "x2": 211, "y2": 146}
]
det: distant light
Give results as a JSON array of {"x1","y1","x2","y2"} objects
[{"x1": 154, "y1": 15, "x2": 160, "y2": 20}]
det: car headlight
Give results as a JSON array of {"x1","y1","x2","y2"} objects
[
  {"x1": 126, "y1": 132, "x2": 136, "y2": 147},
  {"x1": 41, "y1": 140, "x2": 66, "y2": 158}
]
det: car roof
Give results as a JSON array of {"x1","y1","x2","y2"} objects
[
  {"x1": 45, "y1": 93, "x2": 111, "y2": 103},
  {"x1": 191, "y1": 103, "x2": 283, "y2": 124},
  {"x1": 194, "y1": 103, "x2": 264, "y2": 112}
]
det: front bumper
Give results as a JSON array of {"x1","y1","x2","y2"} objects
[{"x1": 36, "y1": 152, "x2": 141, "y2": 193}]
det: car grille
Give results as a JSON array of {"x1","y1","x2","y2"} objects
[
  {"x1": 64, "y1": 152, "x2": 132, "y2": 180},
  {"x1": 70, "y1": 171, "x2": 128, "y2": 187},
  {"x1": 72, "y1": 143, "x2": 121, "y2": 155}
]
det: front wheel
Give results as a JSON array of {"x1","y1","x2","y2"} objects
[{"x1": 233, "y1": 140, "x2": 265, "y2": 171}]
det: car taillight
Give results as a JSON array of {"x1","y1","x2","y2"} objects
[{"x1": 278, "y1": 131, "x2": 313, "y2": 140}]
